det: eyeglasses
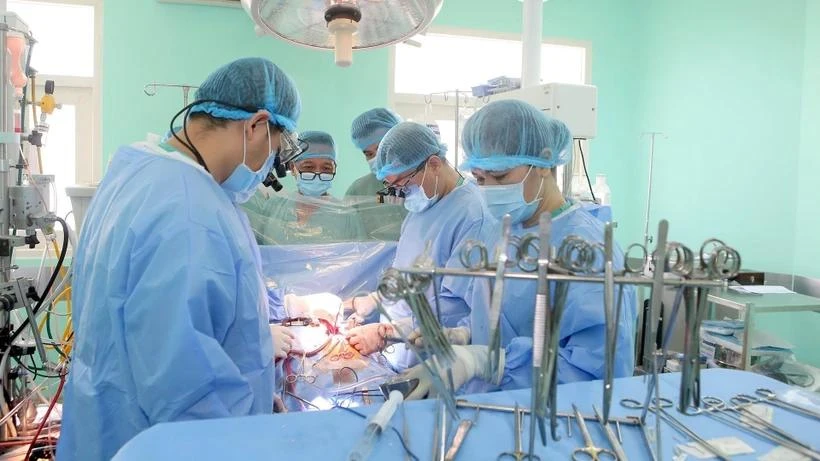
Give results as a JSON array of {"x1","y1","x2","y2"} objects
[
  {"x1": 297, "y1": 171, "x2": 335, "y2": 181},
  {"x1": 382, "y1": 161, "x2": 427, "y2": 192}
]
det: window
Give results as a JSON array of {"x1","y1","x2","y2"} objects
[
  {"x1": 5, "y1": 0, "x2": 101, "y2": 262},
  {"x1": 7, "y1": 1, "x2": 95, "y2": 77},
  {"x1": 7, "y1": 0, "x2": 101, "y2": 224},
  {"x1": 390, "y1": 29, "x2": 589, "y2": 169}
]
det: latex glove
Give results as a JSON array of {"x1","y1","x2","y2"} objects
[
  {"x1": 343, "y1": 293, "x2": 379, "y2": 326},
  {"x1": 345, "y1": 323, "x2": 395, "y2": 355},
  {"x1": 269, "y1": 324, "x2": 296, "y2": 360},
  {"x1": 403, "y1": 345, "x2": 505, "y2": 400},
  {"x1": 407, "y1": 326, "x2": 470, "y2": 348}
]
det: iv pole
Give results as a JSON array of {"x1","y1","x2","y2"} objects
[{"x1": 641, "y1": 132, "x2": 665, "y2": 250}]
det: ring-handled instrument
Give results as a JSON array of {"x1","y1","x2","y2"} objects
[
  {"x1": 571, "y1": 404, "x2": 616, "y2": 461},
  {"x1": 487, "y1": 214, "x2": 512, "y2": 381},
  {"x1": 592, "y1": 404, "x2": 628, "y2": 461},
  {"x1": 621, "y1": 398, "x2": 730, "y2": 461},
  {"x1": 498, "y1": 404, "x2": 539, "y2": 461},
  {"x1": 754, "y1": 388, "x2": 820, "y2": 421},
  {"x1": 530, "y1": 213, "x2": 551, "y2": 451}
]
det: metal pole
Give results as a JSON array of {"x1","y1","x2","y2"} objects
[
  {"x1": 395, "y1": 265, "x2": 727, "y2": 288},
  {"x1": 0, "y1": 3, "x2": 12, "y2": 440},
  {"x1": 642, "y1": 133, "x2": 663, "y2": 251},
  {"x1": 521, "y1": 0, "x2": 543, "y2": 88},
  {"x1": 454, "y1": 90, "x2": 460, "y2": 167}
]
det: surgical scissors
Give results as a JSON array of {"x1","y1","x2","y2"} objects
[
  {"x1": 571, "y1": 404, "x2": 616, "y2": 461},
  {"x1": 621, "y1": 398, "x2": 730, "y2": 461},
  {"x1": 592, "y1": 404, "x2": 628, "y2": 461},
  {"x1": 691, "y1": 397, "x2": 820, "y2": 460},
  {"x1": 753, "y1": 388, "x2": 820, "y2": 421},
  {"x1": 498, "y1": 404, "x2": 538, "y2": 461},
  {"x1": 707, "y1": 396, "x2": 819, "y2": 454}
]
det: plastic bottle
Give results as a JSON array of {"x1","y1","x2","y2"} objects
[{"x1": 593, "y1": 174, "x2": 612, "y2": 205}]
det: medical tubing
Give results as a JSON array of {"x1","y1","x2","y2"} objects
[
  {"x1": 10, "y1": 217, "x2": 69, "y2": 345},
  {"x1": 24, "y1": 374, "x2": 64, "y2": 461},
  {"x1": 577, "y1": 140, "x2": 596, "y2": 202}
]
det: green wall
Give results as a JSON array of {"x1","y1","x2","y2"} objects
[
  {"x1": 101, "y1": 1, "x2": 815, "y2": 272},
  {"x1": 101, "y1": 0, "x2": 645, "y2": 216},
  {"x1": 794, "y1": 0, "x2": 820, "y2": 279},
  {"x1": 634, "y1": 0, "x2": 807, "y2": 274},
  {"x1": 102, "y1": 1, "x2": 389, "y2": 195},
  {"x1": 101, "y1": 0, "x2": 818, "y2": 366}
]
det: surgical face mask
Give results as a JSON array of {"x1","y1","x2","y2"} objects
[
  {"x1": 479, "y1": 167, "x2": 543, "y2": 224},
  {"x1": 221, "y1": 123, "x2": 275, "y2": 204},
  {"x1": 403, "y1": 164, "x2": 438, "y2": 213},
  {"x1": 297, "y1": 176, "x2": 332, "y2": 197},
  {"x1": 366, "y1": 157, "x2": 378, "y2": 175}
]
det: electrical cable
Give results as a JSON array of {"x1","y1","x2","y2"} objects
[
  {"x1": 11, "y1": 356, "x2": 62, "y2": 380},
  {"x1": 577, "y1": 139, "x2": 597, "y2": 203}
]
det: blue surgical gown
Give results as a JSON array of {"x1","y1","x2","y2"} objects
[
  {"x1": 382, "y1": 181, "x2": 496, "y2": 370},
  {"x1": 57, "y1": 142, "x2": 276, "y2": 461},
  {"x1": 490, "y1": 203, "x2": 638, "y2": 388}
]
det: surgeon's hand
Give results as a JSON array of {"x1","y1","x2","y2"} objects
[
  {"x1": 343, "y1": 293, "x2": 379, "y2": 326},
  {"x1": 407, "y1": 326, "x2": 470, "y2": 348},
  {"x1": 346, "y1": 323, "x2": 395, "y2": 355},
  {"x1": 402, "y1": 345, "x2": 505, "y2": 400},
  {"x1": 269, "y1": 324, "x2": 296, "y2": 360}
]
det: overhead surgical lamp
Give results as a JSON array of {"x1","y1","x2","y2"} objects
[{"x1": 241, "y1": 0, "x2": 442, "y2": 67}]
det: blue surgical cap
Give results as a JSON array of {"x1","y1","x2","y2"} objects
[
  {"x1": 297, "y1": 131, "x2": 336, "y2": 162},
  {"x1": 190, "y1": 57, "x2": 301, "y2": 132},
  {"x1": 374, "y1": 122, "x2": 447, "y2": 180},
  {"x1": 461, "y1": 100, "x2": 573, "y2": 172},
  {"x1": 350, "y1": 108, "x2": 402, "y2": 151}
]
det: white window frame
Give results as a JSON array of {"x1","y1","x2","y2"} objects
[
  {"x1": 388, "y1": 26, "x2": 592, "y2": 169},
  {"x1": 388, "y1": 26, "x2": 593, "y2": 103},
  {"x1": 12, "y1": 0, "x2": 103, "y2": 262}
]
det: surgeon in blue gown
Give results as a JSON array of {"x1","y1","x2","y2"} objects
[
  {"x1": 57, "y1": 58, "x2": 301, "y2": 461},
  {"x1": 401, "y1": 100, "x2": 637, "y2": 398},
  {"x1": 243, "y1": 131, "x2": 368, "y2": 246},
  {"x1": 344, "y1": 122, "x2": 497, "y2": 371}
]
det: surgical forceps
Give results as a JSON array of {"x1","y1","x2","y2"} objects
[
  {"x1": 571, "y1": 404, "x2": 616, "y2": 461},
  {"x1": 498, "y1": 404, "x2": 538, "y2": 461},
  {"x1": 708, "y1": 396, "x2": 819, "y2": 454},
  {"x1": 459, "y1": 233, "x2": 539, "y2": 274},
  {"x1": 592, "y1": 405, "x2": 628, "y2": 461},
  {"x1": 487, "y1": 215, "x2": 512, "y2": 381},
  {"x1": 377, "y1": 274, "x2": 459, "y2": 419},
  {"x1": 699, "y1": 239, "x2": 742, "y2": 280},
  {"x1": 286, "y1": 353, "x2": 316, "y2": 384},
  {"x1": 621, "y1": 398, "x2": 730, "y2": 461},
  {"x1": 601, "y1": 223, "x2": 617, "y2": 425},
  {"x1": 693, "y1": 397, "x2": 820, "y2": 460},
  {"x1": 530, "y1": 213, "x2": 551, "y2": 451},
  {"x1": 378, "y1": 265, "x2": 455, "y2": 366},
  {"x1": 752, "y1": 388, "x2": 820, "y2": 421}
]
